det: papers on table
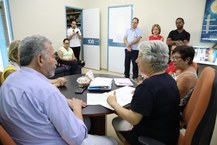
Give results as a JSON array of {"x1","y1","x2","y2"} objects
[
  {"x1": 87, "y1": 86, "x2": 135, "y2": 110},
  {"x1": 88, "y1": 77, "x2": 113, "y2": 91},
  {"x1": 114, "y1": 78, "x2": 133, "y2": 86}
]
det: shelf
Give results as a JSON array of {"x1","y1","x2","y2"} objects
[{"x1": 67, "y1": 12, "x2": 80, "y2": 15}]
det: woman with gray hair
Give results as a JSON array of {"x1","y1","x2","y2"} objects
[{"x1": 107, "y1": 40, "x2": 180, "y2": 145}]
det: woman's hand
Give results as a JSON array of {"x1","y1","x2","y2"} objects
[{"x1": 107, "y1": 91, "x2": 117, "y2": 107}]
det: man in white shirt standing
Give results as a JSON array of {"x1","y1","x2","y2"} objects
[{"x1": 67, "y1": 21, "x2": 82, "y2": 61}]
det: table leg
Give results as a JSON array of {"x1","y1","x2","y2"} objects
[{"x1": 89, "y1": 116, "x2": 106, "y2": 135}]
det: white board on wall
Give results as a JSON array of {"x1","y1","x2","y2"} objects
[{"x1": 108, "y1": 5, "x2": 132, "y2": 73}]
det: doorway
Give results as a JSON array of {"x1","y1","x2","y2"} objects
[
  {"x1": 65, "y1": 7, "x2": 82, "y2": 32},
  {"x1": 65, "y1": 6, "x2": 83, "y2": 59}
]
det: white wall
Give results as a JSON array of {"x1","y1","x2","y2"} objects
[
  {"x1": 83, "y1": 0, "x2": 214, "y2": 69},
  {"x1": 8, "y1": 0, "x2": 84, "y2": 51},
  {"x1": 9, "y1": 0, "x2": 214, "y2": 69}
]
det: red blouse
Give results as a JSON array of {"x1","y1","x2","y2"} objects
[{"x1": 149, "y1": 35, "x2": 163, "y2": 40}]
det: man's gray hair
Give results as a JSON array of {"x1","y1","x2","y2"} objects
[
  {"x1": 19, "y1": 35, "x2": 51, "y2": 66},
  {"x1": 138, "y1": 40, "x2": 169, "y2": 71}
]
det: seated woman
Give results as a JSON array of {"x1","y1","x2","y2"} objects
[
  {"x1": 107, "y1": 41, "x2": 180, "y2": 145},
  {"x1": 165, "y1": 44, "x2": 178, "y2": 76},
  {"x1": 148, "y1": 24, "x2": 164, "y2": 41},
  {"x1": 58, "y1": 38, "x2": 80, "y2": 74},
  {"x1": 1, "y1": 40, "x2": 66, "y2": 87},
  {"x1": 171, "y1": 45, "x2": 198, "y2": 112}
]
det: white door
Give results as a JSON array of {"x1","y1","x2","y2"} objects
[
  {"x1": 82, "y1": 9, "x2": 100, "y2": 70},
  {"x1": 108, "y1": 5, "x2": 133, "y2": 73}
]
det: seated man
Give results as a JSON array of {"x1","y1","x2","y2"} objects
[
  {"x1": 1, "y1": 40, "x2": 67, "y2": 87},
  {"x1": 0, "y1": 35, "x2": 117, "y2": 145}
]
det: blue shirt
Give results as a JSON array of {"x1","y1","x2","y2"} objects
[
  {"x1": 0, "y1": 67, "x2": 87, "y2": 145},
  {"x1": 124, "y1": 27, "x2": 142, "y2": 50}
]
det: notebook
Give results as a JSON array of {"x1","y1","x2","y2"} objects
[
  {"x1": 114, "y1": 78, "x2": 133, "y2": 86},
  {"x1": 88, "y1": 77, "x2": 113, "y2": 91}
]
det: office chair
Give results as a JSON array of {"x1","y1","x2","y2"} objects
[
  {"x1": 138, "y1": 67, "x2": 217, "y2": 145},
  {"x1": 0, "y1": 125, "x2": 16, "y2": 145},
  {"x1": 0, "y1": 71, "x2": 2, "y2": 86}
]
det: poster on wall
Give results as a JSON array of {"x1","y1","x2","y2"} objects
[
  {"x1": 194, "y1": 46, "x2": 217, "y2": 66},
  {"x1": 200, "y1": 0, "x2": 217, "y2": 42}
]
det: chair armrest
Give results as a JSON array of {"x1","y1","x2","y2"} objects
[{"x1": 138, "y1": 136, "x2": 165, "y2": 145}]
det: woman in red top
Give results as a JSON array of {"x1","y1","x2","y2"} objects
[{"x1": 148, "y1": 24, "x2": 164, "y2": 41}]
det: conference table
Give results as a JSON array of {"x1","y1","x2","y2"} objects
[{"x1": 58, "y1": 74, "x2": 137, "y2": 135}]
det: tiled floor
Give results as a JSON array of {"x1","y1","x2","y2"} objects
[{"x1": 82, "y1": 67, "x2": 124, "y2": 145}]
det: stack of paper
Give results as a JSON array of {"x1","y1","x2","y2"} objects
[
  {"x1": 114, "y1": 78, "x2": 133, "y2": 86},
  {"x1": 87, "y1": 86, "x2": 135, "y2": 110},
  {"x1": 88, "y1": 77, "x2": 113, "y2": 91}
]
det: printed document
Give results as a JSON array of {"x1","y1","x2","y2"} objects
[
  {"x1": 87, "y1": 86, "x2": 135, "y2": 110},
  {"x1": 114, "y1": 78, "x2": 133, "y2": 86}
]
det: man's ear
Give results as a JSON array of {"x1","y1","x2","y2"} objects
[{"x1": 37, "y1": 54, "x2": 44, "y2": 67}]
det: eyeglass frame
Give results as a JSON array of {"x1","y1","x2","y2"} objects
[{"x1": 171, "y1": 56, "x2": 182, "y2": 61}]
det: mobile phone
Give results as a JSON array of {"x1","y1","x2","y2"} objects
[{"x1": 75, "y1": 87, "x2": 86, "y2": 94}]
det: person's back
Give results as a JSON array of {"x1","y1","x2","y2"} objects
[
  {"x1": 0, "y1": 67, "x2": 87, "y2": 145},
  {"x1": 131, "y1": 73, "x2": 180, "y2": 145}
]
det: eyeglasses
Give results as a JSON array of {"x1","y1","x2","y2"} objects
[
  {"x1": 171, "y1": 56, "x2": 182, "y2": 61},
  {"x1": 64, "y1": 43, "x2": 69, "y2": 45}
]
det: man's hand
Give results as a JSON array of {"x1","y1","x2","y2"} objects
[
  {"x1": 67, "y1": 98, "x2": 86, "y2": 110},
  {"x1": 57, "y1": 77, "x2": 67, "y2": 86}
]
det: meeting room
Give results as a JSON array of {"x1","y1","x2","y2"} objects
[{"x1": 0, "y1": 0, "x2": 217, "y2": 145}]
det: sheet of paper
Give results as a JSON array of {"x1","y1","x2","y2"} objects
[
  {"x1": 114, "y1": 78, "x2": 133, "y2": 86},
  {"x1": 86, "y1": 86, "x2": 135, "y2": 110},
  {"x1": 87, "y1": 93, "x2": 107, "y2": 105}
]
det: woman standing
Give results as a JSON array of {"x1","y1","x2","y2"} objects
[{"x1": 148, "y1": 24, "x2": 164, "y2": 41}]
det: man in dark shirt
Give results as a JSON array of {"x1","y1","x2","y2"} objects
[{"x1": 167, "y1": 17, "x2": 190, "y2": 48}]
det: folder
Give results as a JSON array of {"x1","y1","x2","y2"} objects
[{"x1": 88, "y1": 77, "x2": 112, "y2": 91}]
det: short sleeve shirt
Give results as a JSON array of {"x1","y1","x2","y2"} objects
[
  {"x1": 130, "y1": 73, "x2": 180, "y2": 145},
  {"x1": 124, "y1": 27, "x2": 142, "y2": 50},
  {"x1": 148, "y1": 35, "x2": 163, "y2": 40},
  {"x1": 58, "y1": 46, "x2": 74, "y2": 60},
  {"x1": 67, "y1": 28, "x2": 82, "y2": 47},
  {"x1": 167, "y1": 29, "x2": 190, "y2": 42}
]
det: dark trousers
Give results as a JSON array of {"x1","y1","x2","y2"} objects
[
  {"x1": 59, "y1": 60, "x2": 79, "y2": 74},
  {"x1": 71, "y1": 46, "x2": 81, "y2": 61},
  {"x1": 124, "y1": 49, "x2": 139, "y2": 79}
]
